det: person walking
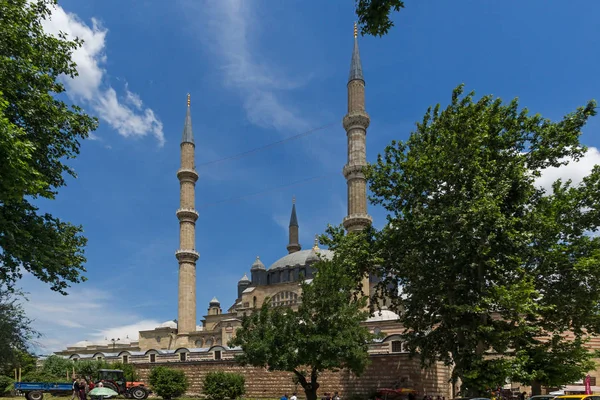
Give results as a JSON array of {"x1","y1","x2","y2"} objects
[
  {"x1": 291, "y1": 393, "x2": 297, "y2": 400},
  {"x1": 71, "y1": 378, "x2": 79, "y2": 400}
]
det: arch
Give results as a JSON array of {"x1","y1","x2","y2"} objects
[
  {"x1": 270, "y1": 291, "x2": 299, "y2": 307},
  {"x1": 144, "y1": 349, "x2": 160, "y2": 356},
  {"x1": 174, "y1": 347, "x2": 190, "y2": 353},
  {"x1": 381, "y1": 334, "x2": 402, "y2": 343},
  {"x1": 117, "y1": 351, "x2": 131, "y2": 357},
  {"x1": 69, "y1": 354, "x2": 81, "y2": 360},
  {"x1": 92, "y1": 352, "x2": 105, "y2": 358},
  {"x1": 194, "y1": 339, "x2": 204, "y2": 347}
]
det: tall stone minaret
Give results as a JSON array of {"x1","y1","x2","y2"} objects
[
  {"x1": 175, "y1": 94, "x2": 199, "y2": 335},
  {"x1": 343, "y1": 24, "x2": 372, "y2": 299},
  {"x1": 286, "y1": 197, "x2": 301, "y2": 254}
]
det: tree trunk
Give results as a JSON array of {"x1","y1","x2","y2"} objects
[
  {"x1": 531, "y1": 380, "x2": 542, "y2": 396},
  {"x1": 303, "y1": 385, "x2": 319, "y2": 400}
]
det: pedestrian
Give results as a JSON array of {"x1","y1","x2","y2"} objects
[
  {"x1": 281, "y1": 394, "x2": 289, "y2": 400},
  {"x1": 291, "y1": 393, "x2": 297, "y2": 400},
  {"x1": 333, "y1": 391, "x2": 341, "y2": 400},
  {"x1": 71, "y1": 378, "x2": 79, "y2": 400},
  {"x1": 78, "y1": 379, "x2": 87, "y2": 400}
]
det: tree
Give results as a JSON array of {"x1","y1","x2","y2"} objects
[
  {"x1": 0, "y1": 0, "x2": 98, "y2": 294},
  {"x1": 202, "y1": 371, "x2": 245, "y2": 400},
  {"x1": 148, "y1": 366, "x2": 188, "y2": 400},
  {"x1": 355, "y1": 0, "x2": 405, "y2": 37},
  {"x1": 0, "y1": 291, "x2": 39, "y2": 371},
  {"x1": 326, "y1": 85, "x2": 600, "y2": 395},
  {"x1": 230, "y1": 253, "x2": 375, "y2": 400}
]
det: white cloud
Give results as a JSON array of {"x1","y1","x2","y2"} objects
[
  {"x1": 19, "y1": 276, "x2": 162, "y2": 353},
  {"x1": 40, "y1": 3, "x2": 164, "y2": 146},
  {"x1": 536, "y1": 147, "x2": 600, "y2": 192},
  {"x1": 195, "y1": 0, "x2": 309, "y2": 133}
]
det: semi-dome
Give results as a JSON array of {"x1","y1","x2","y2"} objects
[
  {"x1": 366, "y1": 309, "x2": 400, "y2": 322},
  {"x1": 269, "y1": 249, "x2": 333, "y2": 270}
]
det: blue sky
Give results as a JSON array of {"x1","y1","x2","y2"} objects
[{"x1": 21, "y1": 0, "x2": 600, "y2": 352}]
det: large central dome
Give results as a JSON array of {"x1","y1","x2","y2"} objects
[{"x1": 268, "y1": 249, "x2": 333, "y2": 270}]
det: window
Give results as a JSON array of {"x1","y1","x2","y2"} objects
[
  {"x1": 214, "y1": 351, "x2": 222, "y2": 360},
  {"x1": 150, "y1": 354, "x2": 156, "y2": 363},
  {"x1": 391, "y1": 341, "x2": 403, "y2": 353},
  {"x1": 253, "y1": 296, "x2": 257, "y2": 308},
  {"x1": 122, "y1": 355, "x2": 129, "y2": 364},
  {"x1": 195, "y1": 339, "x2": 203, "y2": 347},
  {"x1": 96, "y1": 357, "x2": 103, "y2": 361},
  {"x1": 72, "y1": 358, "x2": 78, "y2": 362},
  {"x1": 289, "y1": 270, "x2": 293, "y2": 281},
  {"x1": 179, "y1": 352, "x2": 186, "y2": 362},
  {"x1": 270, "y1": 291, "x2": 299, "y2": 307}
]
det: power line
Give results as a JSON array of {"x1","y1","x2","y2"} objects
[
  {"x1": 196, "y1": 121, "x2": 337, "y2": 168},
  {"x1": 197, "y1": 173, "x2": 337, "y2": 209}
]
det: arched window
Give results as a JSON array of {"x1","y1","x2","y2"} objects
[
  {"x1": 270, "y1": 291, "x2": 299, "y2": 307},
  {"x1": 253, "y1": 296, "x2": 257, "y2": 308},
  {"x1": 267, "y1": 274, "x2": 270, "y2": 285},
  {"x1": 195, "y1": 339, "x2": 203, "y2": 347}
]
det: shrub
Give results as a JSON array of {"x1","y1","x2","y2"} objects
[
  {"x1": 202, "y1": 371, "x2": 245, "y2": 400},
  {"x1": 21, "y1": 370, "x2": 67, "y2": 383},
  {"x1": 0, "y1": 376, "x2": 14, "y2": 396},
  {"x1": 148, "y1": 366, "x2": 188, "y2": 399}
]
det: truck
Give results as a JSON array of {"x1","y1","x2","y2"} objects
[{"x1": 14, "y1": 369, "x2": 150, "y2": 400}]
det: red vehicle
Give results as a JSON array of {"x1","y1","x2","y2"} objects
[{"x1": 95, "y1": 369, "x2": 150, "y2": 400}]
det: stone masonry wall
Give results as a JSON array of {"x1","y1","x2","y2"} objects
[{"x1": 134, "y1": 354, "x2": 452, "y2": 399}]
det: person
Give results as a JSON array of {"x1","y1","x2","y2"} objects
[
  {"x1": 71, "y1": 378, "x2": 79, "y2": 400},
  {"x1": 333, "y1": 391, "x2": 341, "y2": 400},
  {"x1": 281, "y1": 394, "x2": 289, "y2": 400},
  {"x1": 97, "y1": 382, "x2": 104, "y2": 388},
  {"x1": 291, "y1": 393, "x2": 297, "y2": 400},
  {"x1": 78, "y1": 379, "x2": 87, "y2": 400}
]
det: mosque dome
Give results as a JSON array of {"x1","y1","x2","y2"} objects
[
  {"x1": 269, "y1": 248, "x2": 333, "y2": 271},
  {"x1": 251, "y1": 256, "x2": 266, "y2": 271},
  {"x1": 159, "y1": 320, "x2": 177, "y2": 329},
  {"x1": 366, "y1": 309, "x2": 400, "y2": 322},
  {"x1": 73, "y1": 340, "x2": 93, "y2": 347}
]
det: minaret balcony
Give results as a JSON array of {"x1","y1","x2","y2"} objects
[
  {"x1": 343, "y1": 112, "x2": 370, "y2": 131},
  {"x1": 177, "y1": 168, "x2": 199, "y2": 183},
  {"x1": 175, "y1": 249, "x2": 200, "y2": 263},
  {"x1": 343, "y1": 164, "x2": 366, "y2": 180},
  {"x1": 343, "y1": 214, "x2": 373, "y2": 232},
  {"x1": 176, "y1": 208, "x2": 199, "y2": 222}
]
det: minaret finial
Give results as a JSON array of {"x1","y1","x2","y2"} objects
[
  {"x1": 354, "y1": 22, "x2": 358, "y2": 38},
  {"x1": 313, "y1": 234, "x2": 319, "y2": 250},
  {"x1": 292, "y1": 195, "x2": 296, "y2": 205},
  {"x1": 187, "y1": 93, "x2": 191, "y2": 107}
]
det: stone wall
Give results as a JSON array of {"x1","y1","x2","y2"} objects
[{"x1": 134, "y1": 354, "x2": 452, "y2": 399}]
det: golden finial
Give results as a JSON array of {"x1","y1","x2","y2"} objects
[
  {"x1": 354, "y1": 22, "x2": 358, "y2": 38},
  {"x1": 292, "y1": 195, "x2": 296, "y2": 205},
  {"x1": 313, "y1": 234, "x2": 320, "y2": 251},
  {"x1": 187, "y1": 93, "x2": 191, "y2": 107}
]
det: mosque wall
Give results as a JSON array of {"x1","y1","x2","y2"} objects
[{"x1": 133, "y1": 353, "x2": 453, "y2": 398}]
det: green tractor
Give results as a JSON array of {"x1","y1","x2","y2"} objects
[{"x1": 95, "y1": 369, "x2": 150, "y2": 400}]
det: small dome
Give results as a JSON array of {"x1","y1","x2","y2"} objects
[
  {"x1": 251, "y1": 256, "x2": 266, "y2": 271},
  {"x1": 269, "y1": 249, "x2": 333, "y2": 270},
  {"x1": 209, "y1": 297, "x2": 220, "y2": 306},
  {"x1": 238, "y1": 273, "x2": 250, "y2": 284},
  {"x1": 366, "y1": 310, "x2": 400, "y2": 322},
  {"x1": 73, "y1": 340, "x2": 93, "y2": 348},
  {"x1": 159, "y1": 320, "x2": 178, "y2": 329}
]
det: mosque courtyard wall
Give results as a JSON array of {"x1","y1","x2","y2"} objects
[{"x1": 132, "y1": 353, "x2": 453, "y2": 398}]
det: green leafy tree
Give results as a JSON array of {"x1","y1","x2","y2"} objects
[
  {"x1": 355, "y1": 0, "x2": 405, "y2": 37},
  {"x1": 148, "y1": 366, "x2": 188, "y2": 400},
  {"x1": 230, "y1": 253, "x2": 375, "y2": 400},
  {"x1": 0, "y1": 0, "x2": 98, "y2": 294},
  {"x1": 0, "y1": 375, "x2": 14, "y2": 396},
  {"x1": 325, "y1": 85, "x2": 600, "y2": 395},
  {"x1": 202, "y1": 371, "x2": 245, "y2": 400},
  {"x1": 0, "y1": 292, "x2": 39, "y2": 371}
]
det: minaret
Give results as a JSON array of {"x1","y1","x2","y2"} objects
[
  {"x1": 286, "y1": 196, "x2": 301, "y2": 254},
  {"x1": 175, "y1": 94, "x2": 199, "y2": 335},
  {"x1": 343, "y1": 24, "x2": 372, "y2": 299}
]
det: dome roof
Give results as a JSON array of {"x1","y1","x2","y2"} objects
[
  {"x1": 159, "y1": 320, "x2": 177, "y2": 329},
  {"x1": 209, "y1": 297, "x2": 220, "y2": 305},
  {"x1": 73, "y1": 340, "x2": 93, "y2": 347},
  {"x1": 251, "y1": 256, "x2": 266, "y2": 271},
  {"x1": 366, "y1": 310, "x2": 400, "y2": 322},
  {"x1": 269, "y1": 249, "x2": 333, "y2": 270},
  {"x1": 238, "y1": 273, "x2": 250, "y2": 284}
]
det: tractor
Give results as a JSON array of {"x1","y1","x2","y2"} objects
[{"x1": 95, "y1": 369, "x2": 150, "y2": 400}]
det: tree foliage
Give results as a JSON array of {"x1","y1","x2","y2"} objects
[
  {"x1": 326, "y1": 85, "x2": 599, "y2": 395},
  {"x1": 0, "y1": 291, "x2": 39, "y2": 371},
  {"x1": 148, "y1": 366, "x2": 188, "y2": 400},
  {"x1": 0, "y1": 0, "x2": 98, "y2": 294},
  {"x1": 230, "y1": 253, "x2": 374, "y2": 400},
  {"x1": 355, "y1": 0, "x2": 405, "y2": 37},
  {"x1": 202, "y1": 371, "x2": 245, "y2": 400}
]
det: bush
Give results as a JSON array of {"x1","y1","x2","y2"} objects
[
  {"x1": 148, "y1": 366, "x2": 188, "y2": 399},
  {"x1": 202, "y1": 371, "x2": 245, "y2": 400},
  {"x1": 111, "y1": 362, "x2": 139, "y2": 382},
  {"x1": 0, "y1": 375, "x2": 14, "y2": 396},
  {"x1": 21, "y1": 371, "x2": 67, "y2": 383}
]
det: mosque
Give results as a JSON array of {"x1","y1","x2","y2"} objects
[{"x1": 54, "y1": 26, "x2": 406, "y2": 364}]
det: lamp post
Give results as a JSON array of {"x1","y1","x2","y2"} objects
[{"x1": 111, "y1": 338, "x2": 120, "y2": 350}]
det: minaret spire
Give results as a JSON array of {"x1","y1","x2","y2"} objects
[
  {"x1": 176, "y1": 93, "x2": 200, "y2": 335},
  {"x1": 287, "y1": 196, "x2": 301, "y2": 254},
  {"x1": 343, "y1": 24, "x2": 372, "y2": 301}
]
